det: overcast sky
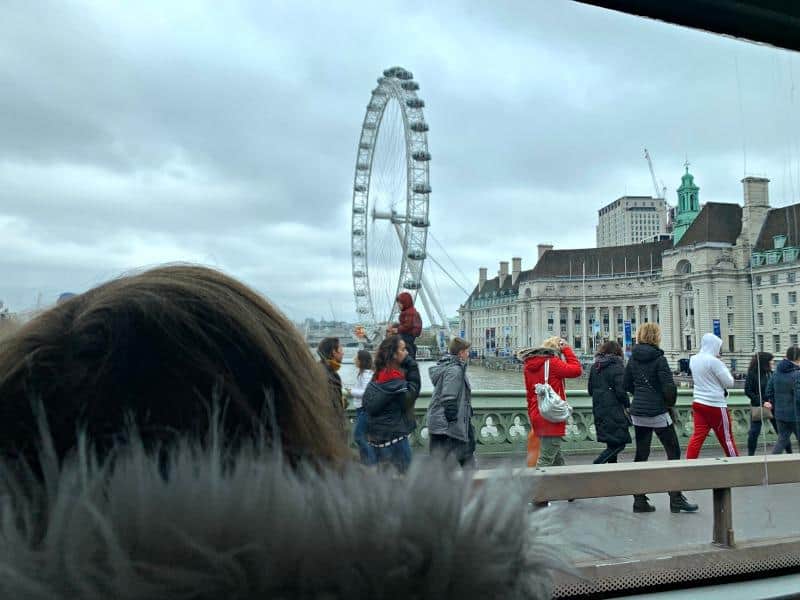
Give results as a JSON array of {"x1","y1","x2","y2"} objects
[{"x1": 2, "y1": 1, "x2": 799, "y2": 324}]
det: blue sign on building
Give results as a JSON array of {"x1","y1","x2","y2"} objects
[
  {"x1": 623, "y1": 320, "x2": 632, "y2": 358},
  {"x1": 712, "y1": 318, "x2": 721, "y2": 338}
]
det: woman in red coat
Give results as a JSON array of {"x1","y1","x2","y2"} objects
[{"x1": 520, "y1": 336, "x2": 582, "y2": 467}]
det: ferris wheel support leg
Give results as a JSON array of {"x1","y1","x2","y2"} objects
[
  {"x1": 415, "y1": 284, "x2": 439, "y2": 329},
  {"x1": 390, "y1": 221, "x2": 450, "y2": 333},
  {"x1": 419, "y1": 269, "x2": 451, "y2": 333}
]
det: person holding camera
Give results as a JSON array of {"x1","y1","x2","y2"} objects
[{"x1": 520, "y1": 336, "x2": 582, "y2": 469}]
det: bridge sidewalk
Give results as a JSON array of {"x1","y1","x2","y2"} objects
[{"x1": 472, "y1": 446, "x2": 798, "y2": 562}]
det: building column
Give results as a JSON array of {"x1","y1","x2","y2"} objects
[
  {"x1": 673, "y1": 294, "x2": 682, "y2": 351},
  {"x1": 608, "y1": 304, "x2": 615, "y2": 340},
  {"x1": 566, "y1": 306, "x2": 573, "y2": 345}
]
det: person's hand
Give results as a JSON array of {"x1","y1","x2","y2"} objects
[
  {"x1": 558, "y1": 338, "x2": 569, "y2": 350},
  {"x1": 764, "y1": 401, "x2": 773, "y2": 410}
]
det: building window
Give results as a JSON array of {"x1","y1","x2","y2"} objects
[
  {"x1": 774, "y1": 334, "x2": 781, "y2": 353},
  {"x1": 758, "y1": 334, "x2": 765, "y2": 351},
  {"x1": 728, "y1": 335, "x2": 735, "y2": 352},
  {"x1": 755, "y1": 275, "x2": 762, "y2": 286},
  {"x1": 727, "y1": 313, "x2": 734, "y2": 328},
  {"x1": 791, "y1": 334, "x2": 799, "y2": 346},
  {"x1": 726, "y1": 296, "x2": 734, "y2": 308},
  {"x1": 789, "y1": 272, "x2": 797, "y2": 284},
  {"x1": 772, "y1": 293, "x2": 780, "y2": 305},
  {"x1": 758, "y1": 313, "x2": 764, "y2": 326},
  {"x1": 770, "y1": 273, "x2": 779, "y2": 285},
  {"x1": 790, "y1": 292, "x2": 797, "y2": 305},
  {"x1": 547, "y1": 311, "x2": 554, "y2": 332},
  {"x1": 756, "y1": 294, "x2": 763, "y2": 307},
  {"x1": 685, "y1": 335, "x2": 692, "y2": 351},
  {"x1": 773, "y1": 312, "x2": 781, "y2": 326},
  {"x1": 792, "y1": 311, "x2": 798, "y2": 325}
]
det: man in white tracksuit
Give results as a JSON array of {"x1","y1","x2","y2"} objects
[{"x1": 686, "y1": 333, "x2": 738, "y2": 458}]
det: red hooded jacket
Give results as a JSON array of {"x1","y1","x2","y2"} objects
[
  {"x1": 395, "y1": 292, "x2": 422, "y2": 337},
  {"x1": 523, "y1": 346, "x2": 582, "y2": 437}
]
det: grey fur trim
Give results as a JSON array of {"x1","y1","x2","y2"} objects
[{"x1": 0, "y1": 431, "x2": 569, "y2": 599}]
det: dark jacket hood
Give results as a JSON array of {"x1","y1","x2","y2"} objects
[
  {"x1": 368, "y1": 376, "x2": 408, "y2": 395},
  {"x1": 776, "y1": 358, "x2": 800, "y2": 373},
  {"x1": 594, "y1": 353, "x2": 622, "y2": 371},
  {"x1": 396, "y1": 292, "x2": 413, "y2": 310},
  {"x1": 0, "y1": 428, "x2": 567, "y2": 599},
  {"x1": 630, "y1": 343, "x2": 663, "y2": 363},
  {"x1": 429, "y1": 354, "x2": 464, "y2": 386}
]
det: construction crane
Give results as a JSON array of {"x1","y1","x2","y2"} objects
[{"x1": 644, "y1": 148, "x2": 667, "y2": 199}]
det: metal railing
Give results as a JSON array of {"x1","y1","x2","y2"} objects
[{"x1": 472, "y1": 455, "x2": 800, "y2": 596}]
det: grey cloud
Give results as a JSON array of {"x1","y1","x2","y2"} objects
[{"x1": 1, "y1": 0, "x2": 798, "y2": 324}]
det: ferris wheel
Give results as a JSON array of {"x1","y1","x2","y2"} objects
[{"x1": 351, "y1": 66, "x2": 449, "y2": 342}]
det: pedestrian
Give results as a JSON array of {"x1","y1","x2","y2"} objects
[
  {"x1": 389, "y1": 292, "x2": 422, "y2": 359},
  {"x1": 318, "y1": 337, "x2": 348, "y2": 433},
  {"x1": 686, "y1": 333, "x2": 737, "y2": 458},
  {"x1": 588, "y1": 341, "x2": 631, "y2": 464},
  {"x1": 624, "y1": 322, "x2": 697, "y2": 513},
  {"x1": 744, "y1": 352, "x2": 786, "y2": 455},
  {"x1": 348, "y1": 349, "x2": 376, "y2": 465},
  {"x1": 0, "y1": 264, "x2": 351, "y2": 472},
  {"x1": 766, "y1": 346, "x2": 800, "y2": 454},
  {"x1": 520, "y1": 336, "x2": 582, "y2": 469},
  {"x1": 363, "y1": 335, "x2": 421, "y2": 473},
  {"x1": 427, "y1": 337, "x2": 476, "y2": 468}
]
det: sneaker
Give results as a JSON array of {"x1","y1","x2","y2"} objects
[{"x1": 633, "y1": 494, "x2": 655, "y2": 513}]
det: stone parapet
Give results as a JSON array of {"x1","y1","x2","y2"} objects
[{"x1": 346, "y1": 389, "x2": 772, "y2": 457}]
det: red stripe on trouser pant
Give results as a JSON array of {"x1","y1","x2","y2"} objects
[{"x1": 686, "y1": 402, "x2": 739, "y2": 459}]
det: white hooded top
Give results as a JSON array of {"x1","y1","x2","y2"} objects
[{"x1": 689, "y1": 333, "x2": 735, "y2": 407}]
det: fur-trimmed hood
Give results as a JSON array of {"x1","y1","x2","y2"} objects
[{"x1": 0, "y1": 431, "x2": 567, "y2": 599}]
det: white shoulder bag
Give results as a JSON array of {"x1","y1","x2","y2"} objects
[{"x1": 535, "y1": 359, "x2": 573, "y2": 423}]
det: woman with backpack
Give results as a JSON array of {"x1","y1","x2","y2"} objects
[
  {"x1": 348, "y1": 349, "x2": 376, "y2": 465},
  {"x1": 588, "y1": 341, "x2": 631, "y2": 464},
  {"x1": 624, "y1": 323, "x2": 697, "y2": 514},
  {"x1": 520, "y1": 336, "x2": 582, "y2": 469}
]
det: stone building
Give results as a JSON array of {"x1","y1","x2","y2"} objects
[{"x1": 460, "y1": 171, "x2": 800, "y2": 371}]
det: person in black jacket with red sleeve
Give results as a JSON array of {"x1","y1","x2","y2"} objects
[{"x1": 588, "y1": 341, "x2": 630, "y2": 464}]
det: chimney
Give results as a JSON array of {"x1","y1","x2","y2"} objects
[
  {"x1": 538, "y1": 244, "x2": 554, "y2": 259},
  {"x1": 511, "y1": 257, "x2": 522, "y2": 285},
  {"x1": 739, "y1": 177, "x2": 770, "y2": 247},
  {"x1": 478, "y1": 267, "x2": 487, "y2": 291},
  {"x1": 499, "y1": 261, "x2": 509, "y2": 287}
]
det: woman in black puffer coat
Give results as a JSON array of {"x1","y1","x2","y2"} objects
[{"x1": 588, "y1": 341, "x2": 631, "y2": 464}]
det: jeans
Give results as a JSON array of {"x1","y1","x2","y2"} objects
[
  {"x1": 373, "y1": 437, "x2": 412, "y2": 473},
  {"x1": 594, "y1": 443, "x2": 626, "y2": 464},
  {"x1": 353, "y1": 408, "x2": 376, "y2": 465},
  {"x1": 536, "y1": 436, "x2": 565, "y2": 467},
  {"x1": 772, "y1": 420, "x2": 800, "y2": 455},
  {"x1": 748, "y1": 416, "x2": 790, "y2": 455}
]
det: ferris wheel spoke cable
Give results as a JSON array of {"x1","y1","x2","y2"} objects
[{"x1": 428, "y1": 231, "x2": 473, "y2": 291}]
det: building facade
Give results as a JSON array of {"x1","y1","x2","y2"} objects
[
  {"x1": 461, "y1": 173, "x2": 800, "y2": 371},
  {"x1": 596, "y1": 195, "x2": 670, "y2": 248}
]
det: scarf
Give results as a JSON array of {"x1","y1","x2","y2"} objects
[{"x1": 326, "y1": 359, "x2": 341, "y2": 372}]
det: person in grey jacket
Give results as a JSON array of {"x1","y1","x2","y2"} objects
[{"x1": 427, "y1": 337, "x2": 475, "y2": 467}]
